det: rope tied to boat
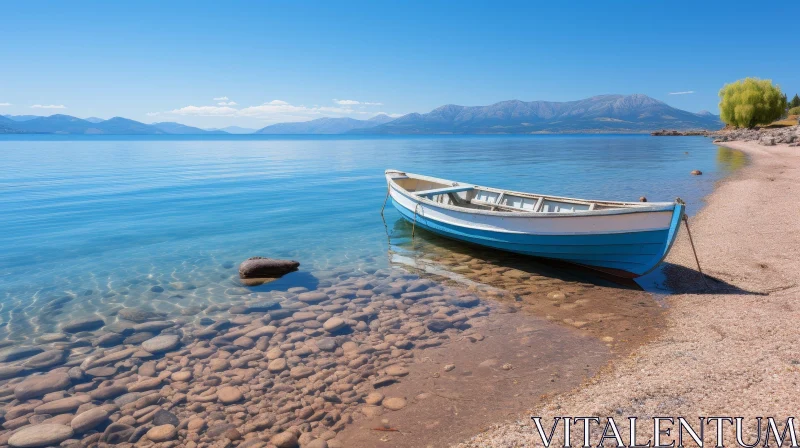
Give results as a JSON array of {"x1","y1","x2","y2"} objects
[
  {"x1": 380, "y1": 187, "x2": 390, "y2": 216},
  {"x1": 677, "y1": 197, "x2": 709, "y2": 290},
  {"x1": 412, "y1": 203, "x2": 422, "y2": 239}
]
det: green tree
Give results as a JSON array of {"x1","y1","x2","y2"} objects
[
  {"x1": 789, "y1": 106, "x2": 800, "y2": 115},
  {"x1": 790, "y1": 94, "x2": 800, "y2": 109},
  {"x1": 718, "y1": 78, "x2": 787, "y2": 128}
]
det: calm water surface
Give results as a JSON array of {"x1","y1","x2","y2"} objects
[{"x1": 0, "y1": 135, "x2": 743, "y2": 341}]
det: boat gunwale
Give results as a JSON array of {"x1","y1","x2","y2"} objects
[{"x1": 386, "y1": 169, "x2": 678, "y2": 218}]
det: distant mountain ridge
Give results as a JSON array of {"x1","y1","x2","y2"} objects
[
  {"x1": 351, "y1": 94, "x2": 722, "y2": 134},
  {"x1": 0, "y1": 114, "x2": 231, "y2": 135},
  {"x1": 254, "y1": 114, "x2": 394, "y2": 134},
  {"x1": 0, "y1": 96, "x2": 722, "y2": 135}
]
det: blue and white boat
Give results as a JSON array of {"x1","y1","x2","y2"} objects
[{"x1": 385, "y1": 169, "x2": 684, "y2": 278}]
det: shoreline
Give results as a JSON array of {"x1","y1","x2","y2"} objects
[{"x1": 457, "y1": 138, "x2": 800, "y2": 446}]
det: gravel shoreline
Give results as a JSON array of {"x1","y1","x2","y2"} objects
[{"x1": 456, "y1": 139, "x2": 800, "y2": 447}]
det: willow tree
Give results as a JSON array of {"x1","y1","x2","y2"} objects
[{"x1": 718, "y1": 78, "x2": 787, "y2": 128}]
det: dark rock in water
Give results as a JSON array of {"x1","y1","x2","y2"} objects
[
  {"x1": 238, "y1": 257, "x2": 299, "y2": 279},
  {"x1": 426, "y1": 319, "x2": 452, "y2": 332},
  {"x1": 118, "y1": 308, "x2": 163, "y2": 323},
  {"x1": 199, "y1": 317, "x2": 215, "y2": 326},
  {"x1": 447, "y1": 296, "x2": 480, "y2": 308},
  {"x1": 222, "y1": 261, "x2": 235, "y2": 269},
  {"x1": 0, "y1": 346, "x2": 44, "y2": 362},
  {"x1": 22, "y1": 350, "x2": 67, "y2": 369},
  {"x1": 153, "y1": 409, "x2": 180, "y2": 427},
  {"x1": 150, "y1": 285, "x2": 164, "y2": 293},
  {"x1": 690, "y1": 170, "x2": 703, "y2": 175},
  {"x1": 639, "y1": 196, "x2": 648, "y2": 202}
]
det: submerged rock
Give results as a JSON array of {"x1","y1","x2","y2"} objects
[
  {"x1": 61, "y1": 315, "x2": 105, "y2": 333},
  {"x1": 0, "y1": 346, "x2": 44, "y2": 362},
  {"x1": 118, "y1": 307, "x2": 163, "y2": 323},
  {"x1": 8, "y1": 423, "x2": 74, "y2": 447},
  {"x1": 238, "y1": 257, "x2": 300, "y2": 279}
]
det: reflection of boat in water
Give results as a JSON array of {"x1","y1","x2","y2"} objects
[{"x1": 385, "y1": 169, "x2": 684, "y2": 278}]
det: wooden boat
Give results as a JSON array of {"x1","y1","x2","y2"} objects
[{"x1": 384, "y1": 169, "x2": 684, "y2": 278}]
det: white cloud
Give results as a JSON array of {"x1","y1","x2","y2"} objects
[
  {"x1": 668, "y1": 91, "x2": 695, "y2": 95},
  {"x1": 167, "y1": 105, "x2": 239, "y2": 116},
  {"x1": 149, "y1": 99, "x2": 399, "y2": 124},
  {"x1": 213, "y1": 96, "x2": 229, "y2": 101},
  {"x1": 0, "y1": 102, "x2": 11, "y2": 106},
  {"x1": 31, "y1": 104, "x2": 66, "y2": 109},
  {"x1": 333, "y1": 99, "x2": 383, "y2": 106}
]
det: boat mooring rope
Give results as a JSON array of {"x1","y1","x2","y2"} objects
[
  {"x1": 411, "y1": 203, "x2": 422, "y2": 239},
  {"x1": 677, "y1": 198, "x2": 709, "y2": 290},
  {"x1": 380, "y1": 187, "x2": 390, "y2": 216}
]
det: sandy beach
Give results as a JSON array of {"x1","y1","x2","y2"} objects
[{"x1": 458, "y1": 138, "x2": 800, "y2": 447}]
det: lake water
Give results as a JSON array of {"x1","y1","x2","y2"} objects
[
  {"x1": 0, "y1": 135, "x2": 742, "y2": 341},
  {"x1": 0, "y1": 135, "x2": 745, "y2": 447}
]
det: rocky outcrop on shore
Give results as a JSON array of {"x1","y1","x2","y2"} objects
[
  {"x1": 713, "y1": 125, "x2": 800, "y2": 146},
  {"x1": 650, "y1": 129, "x2": 713, "y2": 136}
]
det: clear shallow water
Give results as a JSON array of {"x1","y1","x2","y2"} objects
[{"x1": 0, "y1": 135, "x2": 742, "y2": 341}]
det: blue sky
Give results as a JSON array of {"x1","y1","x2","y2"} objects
[{"x1": 1, "y1": 1, "x2": 798, "y2": 129}]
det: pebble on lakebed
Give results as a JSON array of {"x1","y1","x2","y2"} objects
[{"x1": 0, "y1": 268, "x2": 497, "y2": 446}]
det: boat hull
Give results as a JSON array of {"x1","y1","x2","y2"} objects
[{"x1": 388, "y1": 180, "x2": 684, "y2": 278}]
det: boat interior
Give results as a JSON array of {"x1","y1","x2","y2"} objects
[{"x1": 391, "y1": 173, "x2": 648, "y2": 213}]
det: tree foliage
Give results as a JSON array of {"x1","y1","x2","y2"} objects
[
  {"x1": 789, "y1": 106, "x2": 800, "y2": 116},
  {"x1": 718, "y1": 78, "x2": 787, "y2": 128},
  {"x1": 790, "y1": 94, "x2": 800, "y2": 109}
]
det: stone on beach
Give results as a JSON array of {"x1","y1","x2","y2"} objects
[
  {"x1": 238, "y1": 256, "x2": 300, "y2": 278},
  {"x1": 8, "y1": 424, "x2": 74, "y2": 447}
]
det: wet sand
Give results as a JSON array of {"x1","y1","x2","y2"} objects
[{"x1": 457, "y1": 140, "x2": 800, "y2": 447}]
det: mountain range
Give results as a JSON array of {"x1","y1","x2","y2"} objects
[
  {"x1": 350, "y1": 94, "x2": 721, "y2": 134},
  {"x1": 254, "y1": 114, "x2": 394, "y2": 134},
  {"x1": 0, "y1": 95, "x2": 722, "y2": 135}
]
